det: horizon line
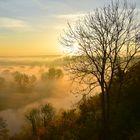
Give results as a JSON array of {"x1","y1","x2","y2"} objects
[{"x1": 0, "y1": 54, "x2": 63, "y2": 57}]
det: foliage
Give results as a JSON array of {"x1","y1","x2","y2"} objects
[
  {"x1": 13, "y1": 71, "x2": 36, "y2": 90},
  {"x1": 41, "y1": 68, "x2": 63, "y2": 81},
  {"x1": 25, "y1": 103, "x2": 55, "y2": 139},
  {"x1": 40, "y1": 104, "x2": 55, "y2": 127}
]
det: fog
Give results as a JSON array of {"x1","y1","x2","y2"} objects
[{"x1": 0, "y1": 56, "x2": 81, "y2": 135}]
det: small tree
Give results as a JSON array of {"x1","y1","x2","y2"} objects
[
  {"x1": 25, "y1": 108, "x2": 40, "y2": 136},
  {"x1": 40, "y1": 104, "x2": 55, "y2": 127},
  {"x1": 41, "y1": 68, "x2": 63, "y2": 81},
  {"x1": 61, "y1": 1, "x2": 140, "y2": 139},
  {"x1": 13, "y1": 72, "x2": 36, "y2": 90},
  {"x1": 25, "y1": 104, "x2": 55, "y2": 138}
]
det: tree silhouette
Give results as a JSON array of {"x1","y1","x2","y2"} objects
[
  {"x1": 40, "y1": 104, "x2": 55, "y2": 127},
  {"x1": 61, "y1": 1, "x2": 140, "y2": 139},
  {"x1": 13, "y1": 72, "x2": 36, "y2": 90},
  {"x1": 25, "y1": 108, "x2": 40, "y2": 136},
  {"x1": 41, "y1": 68, "x2": 63, "y2": 81}
]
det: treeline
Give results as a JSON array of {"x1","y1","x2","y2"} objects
[
  {"x1": 6, "y1": 62, "x2": 140, "y2": 140},
  {"x1": 0, "y1": 67, "x2": 63, "y2": 92}
]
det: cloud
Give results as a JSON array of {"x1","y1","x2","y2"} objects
[
  {"x1": 51, "y1": 12, "x2": 93, "y2": 30},
  {"x1": 55, "y1": 13, "x2": 86, "y2": 20},
  {"x1": 0, "y1": 17, "x2": 31, "y2": 31},
  {"x1": 51, "y1": 12, "x2": 87, "y2": 30}
]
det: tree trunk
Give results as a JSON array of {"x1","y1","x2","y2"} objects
[{"x1": 100, "y1": 86, "x2": 107, "y2": 140}]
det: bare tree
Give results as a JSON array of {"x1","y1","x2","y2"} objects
[{"x1": 61, "y1": 1, "x2": 140, "y2": 139}]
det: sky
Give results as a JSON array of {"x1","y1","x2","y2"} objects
[{"x1": 0, "y1": 0, "x2": 140, "y2": 56}]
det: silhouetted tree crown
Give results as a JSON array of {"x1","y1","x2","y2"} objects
[{"x1": 61, "y1": 1, "x2": 140, "y2": 140}]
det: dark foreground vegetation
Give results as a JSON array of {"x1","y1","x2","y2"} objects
[{"x1": 0, "y1": 61, "x2": 139, "y2": 140}]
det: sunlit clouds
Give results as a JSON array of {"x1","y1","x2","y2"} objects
[
  {"x1": 0, "y1": 0, "x2": 139, "y2": 56},
  {"x1": 0, "y1": 17, "x2": 29, "y2": 30}
]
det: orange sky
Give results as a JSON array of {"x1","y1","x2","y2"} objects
[{"x1": 0, "y1": 28, "x2": 62, "y2": 56}]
